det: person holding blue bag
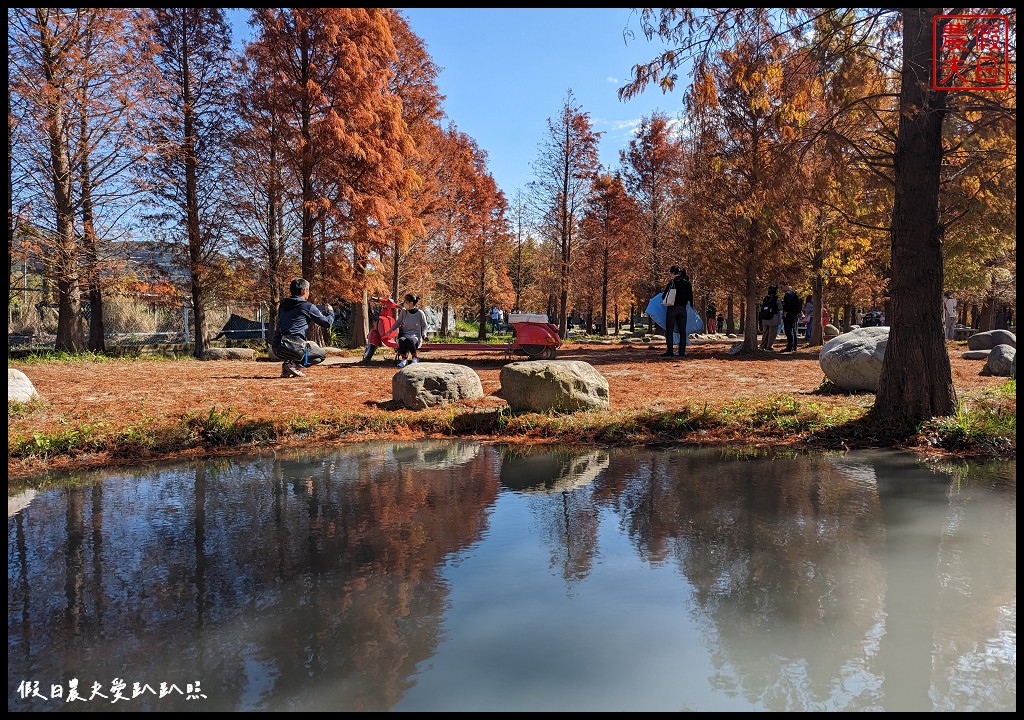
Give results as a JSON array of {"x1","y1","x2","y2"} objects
[{"x1": 660, "y1": 265, "x2": 694, "y2": 357}]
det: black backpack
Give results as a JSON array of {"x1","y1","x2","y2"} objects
[{"x1": 760, "y1": 296, "x2": 775, "y2": 321}]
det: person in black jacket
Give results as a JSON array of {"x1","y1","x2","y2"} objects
[
  {"x1": 661, "y1": 265, "x2": 694, "y2": 357},
  {"x1": 780, "y1": 283, "x2": 803, "y2": 352},
  {"x1": 272, "y1": 278, "x2": 335, "y2": 378},
  {"x1": 759, "y1": 286, "x2": 782, "y2": 350}
]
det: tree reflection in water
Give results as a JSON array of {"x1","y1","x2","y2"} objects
[{"x1": 7, "y1": 443, "x2": 1016, "y2": 712}]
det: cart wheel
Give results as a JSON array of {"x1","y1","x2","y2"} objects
[
  {"x1": 361, "y1": 343, "x2": 377, "y2": 363},
  {"x1": 521, "y1": 344, "x2": 547, "y2": 360}
]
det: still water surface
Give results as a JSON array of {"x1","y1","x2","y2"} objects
[{"x1": 7, "y1": 442, "x2": 1016, "y2": 712}]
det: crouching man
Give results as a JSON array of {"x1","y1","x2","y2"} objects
[{"x1": 272, "y1": 278, "x2": 334, "y2": 378}]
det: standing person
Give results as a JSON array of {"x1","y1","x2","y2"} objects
[
  {"x1": 706, "y1": 300, "x2": 717, "y2": 334},
  {"x1": 781, "y1": 283, "x2": 802, "y2": 352},
  {"x1": 661, "y1": 265, "x2": 694, "y2": 357},
  {"x1": 802, "y1": 295, "x2": 814, "y2": 342},
  {"x1": 396, "y1": 293, "x2": 428, "y2": 368},
  {"x1": 943, "y1": 291, "x2": 957, "y2": 340},
  {"x1": 272, "y1": 277, "x2": 334, "y2": 378},
  {"x1": 759, "y1": 286, "x2": 782, "y2": 351},
  {"x1": 489, "y1": 305, "x2": 501, "y2": 333}
]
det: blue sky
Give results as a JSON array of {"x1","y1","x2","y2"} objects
[
  {"x1": 229, "y1": 9, "x2": 684, "y2": 200},
  {"x1": 399, "y1": 8, "x2": 682, "y2": 197}
]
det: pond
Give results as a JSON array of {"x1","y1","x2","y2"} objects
[{"x1": 7, "y1": 442, "x2": 1016, "y2": 712}]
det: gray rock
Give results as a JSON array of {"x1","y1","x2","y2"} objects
[
  {"x1": 392, "y1": 362, "x2": 484, "y2": 410},
  {"x1": 984, "y1": 344, "x2": 1016, "y2": 377},
  {"x1": 968, "y1": 329, "x2": 1016, "y2": 351},
  {"x1": 201, "y1": 347, "x2": 257, "y2": 360},
  {"x1": 962, "y1": 349, "x2": 992, "y2": 360},
  {"x1": 819, "y1": 326, "x2": 889, "y2": 391},
  {"x1": 823, "y1": 324, "x2": 841, "y2": 339},
  {"x1": 500, "y1": 360, "x2": 610, "y2": 413},
  {"x1": 8, "y1": 368, "x2": 40, "y2": 403}
]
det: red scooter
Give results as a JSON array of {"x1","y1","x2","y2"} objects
[{"x1": 360, "y1": 297, "x2": 561, "y2": 363}]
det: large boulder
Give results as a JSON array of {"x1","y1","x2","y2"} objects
[
  {"x1": 500, "y1": 360, "x2": 610, "y2": 413},
  {"x1": 392, "y1": 362, "x2": 484, "y2": 410},
  {"x1": 819, "y1": 326, "x2": 888, "y2": 391},
  {"x1": 968, "y1": 329, "x2": 1016, "y2": 351},
  {"x1": 983, "y1": 344, "x2": 1016, "y2": 377},
  {"x1": 8, "y1": 368, "x2": 40, "y2": 403}
]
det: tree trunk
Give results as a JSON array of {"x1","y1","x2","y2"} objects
[
  {"x1": 978, "y1": 299, "x2": 991, "y2": 331},
  {"x1": 183, "y1": 72, "x2": 209, "y2": 359},
  {"x1": 191, "y1": 283, "x2": 207, "y2": 358},
  {"x1": 391, "y1": 236, "x2": 401, "y2": 303},
  {"x1": 477, "y1": 250, "x2": 487, "y2": 341},
  {"x1": 267, "y1": 189, "x2": 284, "y2": 341},
  {"x1": 346, "y1": 220, "x2": 372, "y2": 348},
  {"x1": 40, "y1": 15, "x2": 85, "y2": 352},
  {"x1": 79, "y1": 108, "x2": 106, "y2": 353},
  {"x1": 741, "y1": 232, "x2": 759, "y2": 352},
  {"x1": 600, "y1": 247, "x2": 609, "y2": 336},
  {"x1": 874, "y1": 8, "x2": 956, "y2": 420},
  {"x1": 810, "y1": 276, "x2": 824, "y2": 346},
  {"x1": 55, "y1": 274, "x2": 86, "y2": 352},
  {"x1": 350, "y1": 288, "x2": 369, "y2": 347},
  {"x1": 350, "y1": 240, "x2": 370, "y2": 347}
]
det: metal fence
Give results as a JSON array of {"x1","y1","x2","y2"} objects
[{"x1": 7, "y1": 289, "x2": 269, "y2": 352}]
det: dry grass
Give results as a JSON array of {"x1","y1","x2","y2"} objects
[{"x1": 8, "y1": 337, "x2": 1013, "y2": 482}]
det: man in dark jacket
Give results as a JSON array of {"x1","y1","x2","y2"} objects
[
  {"x1": 780, "y1": 283, "x2": 802, "y2": 352},
  {"x1": 272, "y1": 278, "x2": 335, "y2": 378},
  {"x1": 661, "y1": 266, "x2": 694, "y2": 357}
]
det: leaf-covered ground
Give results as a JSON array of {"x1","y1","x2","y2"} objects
[{"x1": 8, "y1": 337, "x2": 1013, "y2": 482}]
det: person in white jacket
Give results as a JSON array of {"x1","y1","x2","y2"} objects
[{"x1": 943, "y1": 292, "x2": 957, "y2": 340}]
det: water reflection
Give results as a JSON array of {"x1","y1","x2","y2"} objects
[{"x1": 7, "y1": 443, "x2": 1015, "y2": 712}]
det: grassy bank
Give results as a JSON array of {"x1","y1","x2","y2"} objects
[{"x1": 9, "y1": 376, "x2": 1015, "y2": 486}]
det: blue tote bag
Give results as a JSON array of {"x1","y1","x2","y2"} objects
[{"x1": 645, "y1": 296, "x2": 703, "y2": 346}]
